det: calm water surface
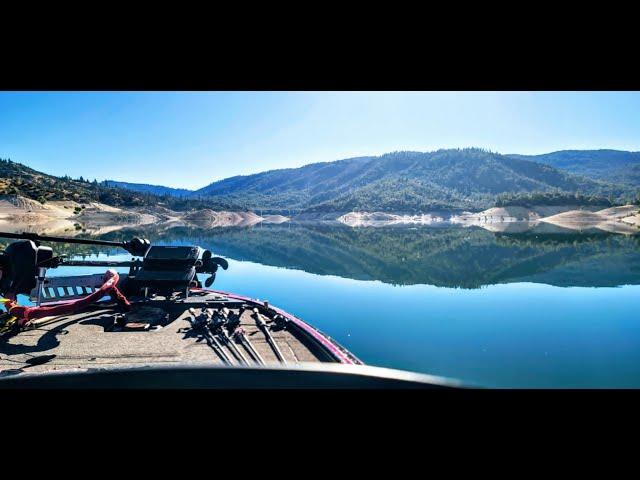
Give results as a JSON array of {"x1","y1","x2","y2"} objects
[{"x1": 36, "y1": 223, "x2": 640, "y2": 387}]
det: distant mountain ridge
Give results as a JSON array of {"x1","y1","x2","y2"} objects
[
  {"x1": 187, "y1": 148, "x2": 633, "y2": 211},
  {"x1": 15, "y1": 147, "x2": 638, "y2": 214},
  {"x1": 506, "y1": 149, "x2": 640, "y2": 185},
  {"x1": 42, "y1": 148, "x2": 640, "y2": 212},
  {"x1": 103, "y1": 180, "x2": 193, "y2": 197}
]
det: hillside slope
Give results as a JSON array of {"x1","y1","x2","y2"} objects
[
  {"x1": 508, "y1": 149, "x2": 640, "y2": 186},
  {"x1": 10, "y1": 148, "x2": 638, "y2": 214},
  {"x1": 193, "y1": 149, "x2": 623, "y2": 211},
  {"x1": 0, "y1": 158, "x2": 160, "y2": 207},
  {"x1": 103, "y1": 180, "x2": 193, "y2": 197},
  {"x1": 0, "y1": 158, "x2": 235, "y2": 212}
]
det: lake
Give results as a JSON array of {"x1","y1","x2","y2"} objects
[{"x1": 26, "y1": 222, "x2": 640, "y2": 387}]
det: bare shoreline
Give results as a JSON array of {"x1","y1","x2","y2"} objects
[
  {"x1": 0, "y1": 194, "x2": 638, "y2": 236},
  {"x1": 0, "y1": 194, "x2": 291, "y2": 236},
  {"x1": 337, "y1": 205, "x2": 640, "y2": 234}
]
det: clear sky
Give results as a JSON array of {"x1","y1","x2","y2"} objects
[{"x1": 1, "y1": 91, "x2": 639, "y2": 189}]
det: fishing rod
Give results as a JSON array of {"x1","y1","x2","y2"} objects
[
  {"x1": 253, "y1": 307, "x2": 287, "y2": 364},
  {"x1": 189, "y1": 308, "x2": 233, "y2": 365},
  {"x1": 233, "y1": 327, "x2": 265, "y2": 365},
  {"x1": 210, "y1": 308, "x2": 251, "y2": 365},
  {"x1": 0, "y1": 231, "x2": 151, "y2": 257}
]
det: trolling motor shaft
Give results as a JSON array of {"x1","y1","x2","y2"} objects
[
  {"x1": 0, "y1": 231, "x2": 151, "y2": 257},
  {"x1": 62, "y1": 260, "x2": 139, "y2": 267},
  {"x1": 35, "y1": 267, "x2": 46, "y2": 307}
]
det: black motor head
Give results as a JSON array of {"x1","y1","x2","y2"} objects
[
  {"x1": 0, "y1": 240, "x2": 54, "y2": 296},
  {"x1": 123, "y1": 237, "x2": 151, "y2": 257}
]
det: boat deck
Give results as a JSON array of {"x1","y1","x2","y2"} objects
[{"x1": 0, "y1": 291, "x2": 337, "y2": 376}]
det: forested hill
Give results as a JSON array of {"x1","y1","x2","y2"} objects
[
  {"x1": 191, "y1": 149, "x2": 627, "y2": 211},
  {"x1": 103, "y1": 180, "x2": 192, "y2": 197},
  {"x1": 506, "y1": 150, "x2": 640, "y2": 186},
  {"x1": 0, "y1": 158, "x2": 151, "y2": 206},
  {"x1": 8, "y1": 148, "x2": 639, "y2": 213},
  {"x1": 0, "y1": 158, "x2": 232, "y2": 211}
]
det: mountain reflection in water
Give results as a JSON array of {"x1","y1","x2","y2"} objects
[{"x1": 85, "y1": 223, "x2": 640, "y2": 289}]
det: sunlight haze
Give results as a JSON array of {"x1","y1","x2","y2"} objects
[{"x1": 1, "y1": 91, "x2": 639, "y2": 189}]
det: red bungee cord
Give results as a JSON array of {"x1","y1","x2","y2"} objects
[{"x1": 5, "y1": 269, "x2": 130, "y2": 327}]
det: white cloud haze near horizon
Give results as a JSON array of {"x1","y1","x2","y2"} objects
[{"x1": 1, "y1": 91, "x2": 639, "y2": 189}]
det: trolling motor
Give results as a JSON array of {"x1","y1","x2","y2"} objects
[
  {"x1": 0, "y1": 232, "x2": 151, "y2": 301},
  {"x1": 0, "y1": 232, "x2": 229, "y2": 306},
  {"x1": 0, "y1": 235, "x2": 149, "y2": 305},
  {"x1": 0, "y1": 232, "x2": 230, "y2": 331}
]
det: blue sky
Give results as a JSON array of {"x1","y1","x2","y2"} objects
[{"x1": 1, "y1": 91, "x2": 639, "y2": 189}]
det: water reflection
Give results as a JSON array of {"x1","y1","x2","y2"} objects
[{"x1": 77, "y1": 223, "x2": 640, "y2": 289}]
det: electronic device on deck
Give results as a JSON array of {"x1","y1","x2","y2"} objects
[{"x1": 134, "y1": 245, "x2": 201, "y2": 292}]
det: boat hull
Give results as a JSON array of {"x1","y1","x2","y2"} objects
[
  {"x1": 1, "y1": 285, "x2": 363, "y2": 375},
  {"x1": 210, "y1": 289, "x2": 362, "y2": 365}
]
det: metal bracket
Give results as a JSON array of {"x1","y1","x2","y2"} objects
[{"x1": 28, "y1": 274, "x2": 129, "y2": 303}]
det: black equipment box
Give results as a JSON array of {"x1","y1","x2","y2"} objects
[{"x1": 134, "y1": 246, "x2": 201, "y2": 290}]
